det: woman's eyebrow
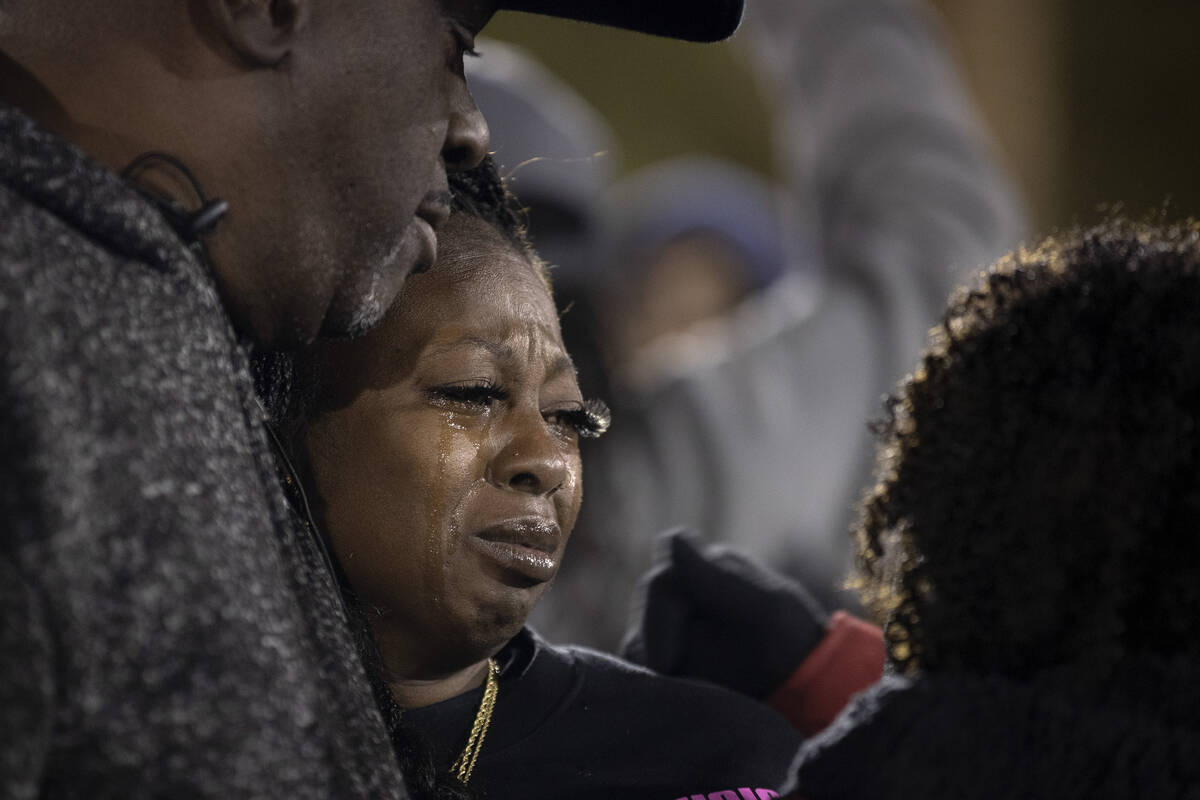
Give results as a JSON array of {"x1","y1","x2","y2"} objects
[
  {"x1": 422, "y1": 336, "x2": 513, "y2": 362},
  {"x1": 424, "y1": 337, "x2": 576, "y2": 378}
]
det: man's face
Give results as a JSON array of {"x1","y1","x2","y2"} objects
[{"x1": 257, "y1": 0, "x2": 495, "y2": 342}]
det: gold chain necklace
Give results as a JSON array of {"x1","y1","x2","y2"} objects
[{"x1": 450, "y1": 659, "x2": 499, "y2": 785}]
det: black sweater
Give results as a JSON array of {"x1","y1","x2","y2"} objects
[
  {"x1": 403, "y1": 633, "x2": 806, "y2": 800},
  {"x1": 403, "y1": 629, "x2": 803, "y2": 800}
]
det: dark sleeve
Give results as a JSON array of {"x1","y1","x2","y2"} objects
[
  {"x1": 0, "y1": 329, "x2": 55, "y2": 797},
  {"x1": 0, "y1": 551, "x2": 54, "y2": 799},
  {"x1": 767, "y1": 611, "x2": 885, "y2": 736}
]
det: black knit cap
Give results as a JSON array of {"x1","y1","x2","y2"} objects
[{"x1": 498, "y1": 0, "x2": 745, "y2": 42}]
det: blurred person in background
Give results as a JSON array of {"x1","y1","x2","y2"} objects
[
  {"x1": 592, "y1": 156, "x2": 793, "y2": 390},
  {"x1": 472, "y1": 0, "x2": 1027, "y2": 652},
  {"x1": 786, "y1": 219, "x2": 1200, "y2": 799}
]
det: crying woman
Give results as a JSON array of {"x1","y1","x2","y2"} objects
[{"x1": 264, "y1": 158, "x2": 801, "y2": 800}]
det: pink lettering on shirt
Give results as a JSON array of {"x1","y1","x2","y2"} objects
[{"x1": 672, "y1": 789, "x2": 779, "y2": 800}]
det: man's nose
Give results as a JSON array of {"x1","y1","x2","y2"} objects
[{"x1": 443, "y1": 94, "x2": 489, "y2": 172}]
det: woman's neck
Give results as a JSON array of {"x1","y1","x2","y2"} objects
[
  {"x1": 366, "y1": 616, "x2": 495, "y2": 708},
  {"x1": 385, "y1": 657, "x2": 492, "y2": 709}
]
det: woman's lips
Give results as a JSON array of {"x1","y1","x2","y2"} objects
[{"x1": 470, "y1": 518, "x2": 562, "y2": 585}]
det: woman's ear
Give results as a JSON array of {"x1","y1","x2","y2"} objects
[{"x1": 198, "y1": 0, "x2": 310, "y2": 66}]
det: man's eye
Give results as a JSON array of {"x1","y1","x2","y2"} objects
[{"x1": 450, "y1": 23, "x2": 481, "y2": 59}]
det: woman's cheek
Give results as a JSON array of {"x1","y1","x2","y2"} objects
[
  {"x1": 559, "y1": 451, "x2": 584, "y2": 534},
  {"x1": 428, "y1": 412, "x2": 490, "y2": 558}
]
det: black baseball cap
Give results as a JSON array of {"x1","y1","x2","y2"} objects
[{"x1": 497, "y1": 0, "x2": 745, "y2": 43}]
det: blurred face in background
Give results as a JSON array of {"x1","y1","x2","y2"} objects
[{"x1": 603, "y1": 230, "x2": 752, "y2": 382}]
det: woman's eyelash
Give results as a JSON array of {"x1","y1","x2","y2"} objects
[
  {"x1": 430, "y1": 382, "x2": 507, "y2": 407},
  {"x1": 550, "y1": 398, "x2": 611, "y2": 439},
  {"x1": 432, "y1": 385, "x2": 610, "y2": 438}
]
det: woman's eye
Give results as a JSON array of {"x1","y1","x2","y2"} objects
[
  {"x1": 546, "y1": 398, "x2": 611, "y2": 439},
  {"x1": 429, "y1": 382, "x2": 507, "y2": 410}
]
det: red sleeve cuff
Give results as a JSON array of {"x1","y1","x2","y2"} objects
[{"x1": 766, "y1": 610, "x2": 885, "y2": 736}]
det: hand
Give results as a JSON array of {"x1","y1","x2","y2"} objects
[{"x1": 622, "y1": 529, "x2": 830, "y2": 699}]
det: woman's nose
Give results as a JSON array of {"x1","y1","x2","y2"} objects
[
  {"x1": 442, "y1": 92, "x2": 489, "y2": 172},
  {"x1": 488, "y1": 415, "x2": 571, "y2": 496}
]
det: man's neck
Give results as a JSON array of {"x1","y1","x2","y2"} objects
[{"x1": 0, "y1": 50, "x2": 72, "y2": 140}]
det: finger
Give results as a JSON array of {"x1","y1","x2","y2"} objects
[
  {"x1": 629, "y1": 567, "x2": 693, "y2": 673},
  {"x1": 619, "y1": 627, "x2": 646, "y2": 665},
  {"x1": 669, "y1": 531, "x2": 769, "y2": 614},
  {"x1": 622, "y1": 529, "x2": 698, "y2": 667}
]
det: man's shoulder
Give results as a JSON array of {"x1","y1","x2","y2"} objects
[
  {"x1": 0, "y1": 180, "x2": 170, "y2": 297},
  {"x1": 0, "y1": 180, "x2": 225, "y2": 363}
]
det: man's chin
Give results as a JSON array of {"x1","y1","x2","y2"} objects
[
  {"x1": 319, "y1": 297, "x2": 391, "y2": 340},
  {"x1": 319, "y1": 251, "x2": 420, "y2": 339}
]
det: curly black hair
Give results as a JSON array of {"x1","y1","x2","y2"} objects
[{"x1": 856, "y1": 218, "x2": 1200, "y2": 680}]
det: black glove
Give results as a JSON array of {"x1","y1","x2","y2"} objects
[{"x1": 622, "y1": 528, "x2": 829, "y2": 699}]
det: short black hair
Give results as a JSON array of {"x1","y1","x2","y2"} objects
[
  {"x1": 449, "y1": 155, "x2": 530, "y2": 252},
  {"x1": 856, "y1": 218, "x2": 1200, "y2": 679},
  {"x1": 447, "y1": 155, "x2": 550, "y2": 291}
]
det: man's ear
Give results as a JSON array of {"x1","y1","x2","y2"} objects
[{"x1": 200, "y1": 0, "x2": 310, "y2": 66}]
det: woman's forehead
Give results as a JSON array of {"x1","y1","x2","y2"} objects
[
  {"x1": 414, "y1": 277, "x2": 566, "y2": 365},
  {"x1": 416, "y1": 230, "x2": 552, "y2": 320},
  {"x1": 386, "y1": 215, "x2": 564, "y2": 361},
  {"x1": 432, "y1": 214, "x2": 534, "y2": 279}
]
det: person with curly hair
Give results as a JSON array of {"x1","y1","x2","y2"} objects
[{"x1": 784, "y1": 219, "x2": 1200, "y2": 799}]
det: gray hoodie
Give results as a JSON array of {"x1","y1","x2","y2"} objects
[{"x1": 0, "y1": 105, "x2": 405, "y2": 799}]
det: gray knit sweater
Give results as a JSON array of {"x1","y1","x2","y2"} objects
[{"x1": 0, "y1": 105, "x2": 406, "y2": 799}]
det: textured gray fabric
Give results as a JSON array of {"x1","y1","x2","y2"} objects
[{"x1": 0, "y1": 105, "x2": 406, "y2": 799}]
